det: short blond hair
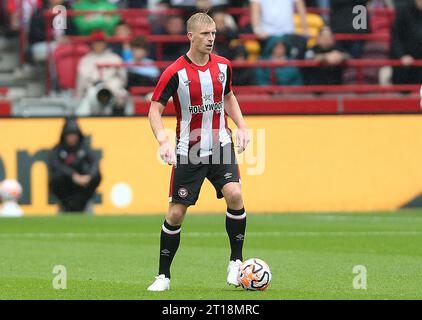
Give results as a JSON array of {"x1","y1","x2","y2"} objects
[{"x1": 187, "y1": 12, "x2": 215, "y2": 32}]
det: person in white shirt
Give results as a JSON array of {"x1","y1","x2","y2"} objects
[{"x1": 250, "y1": 0, "x2": 310, "y2": 39}]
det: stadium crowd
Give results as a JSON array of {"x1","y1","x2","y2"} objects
[{"x1": 0, "y1": 0, "x2": 421, "y2": 115}]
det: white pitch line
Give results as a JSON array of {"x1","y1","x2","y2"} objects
[{"x1": 0, "y1": 231, "x2": 421, "y2": 238}]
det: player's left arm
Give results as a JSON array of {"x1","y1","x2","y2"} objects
[{"x1": 224, "y1": 91, "x2": 250, "y2": 154}]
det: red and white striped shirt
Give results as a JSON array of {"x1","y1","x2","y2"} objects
[{"x1": 152, "y1": 54, "x2": 233, "y2": 157}]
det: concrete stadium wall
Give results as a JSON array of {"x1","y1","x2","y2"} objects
[{"x1": 1, "y1": 116, "x2": 422, "y2": 215}]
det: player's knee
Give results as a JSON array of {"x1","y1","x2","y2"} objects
[
  {"x1": 167, "y1": 206, "x2": 187, "y2": 225},
  {"x1": 225, "y1": 187, "x2": 243, "y2": 206}
]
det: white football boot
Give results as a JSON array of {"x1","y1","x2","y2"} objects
[
  {"x1": 227, "y1": 259, "x2": 242, "y2": 287},
  {"x1": 147, "y1": 274, "x2": 170, "y2": 292}
]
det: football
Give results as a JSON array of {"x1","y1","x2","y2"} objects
[
  {"x1": 238, "y1": 258, "x2": 272, "y2": 291},
  {"x1": 0, "y1": 179, "x2": 23, "y2": 202}
]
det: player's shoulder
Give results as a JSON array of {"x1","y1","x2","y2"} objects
[
  {"x1": 211, "y1": 54, "x2": 232, "y2": 66},
  {"x1": 159, "y1": 56, "x2": 187, "y2": 79}
]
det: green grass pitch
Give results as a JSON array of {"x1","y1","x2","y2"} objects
[{"x1": 1, "y1": 211, "x2": 422, "y2": 300}]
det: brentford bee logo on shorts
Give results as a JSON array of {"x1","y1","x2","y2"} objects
[
  {"x1": 178, "y1": 188, "x2": 188, "y2": 198},
  {"x1": 217, "y1": 72, "x2": 225, "y2": 84}
]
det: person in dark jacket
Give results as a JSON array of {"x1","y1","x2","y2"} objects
[
  {"x1": 48, "y1": 118, "x2": 101, "y2": 213},
  {"x1": 304, "y1": 26, "x2": 350, "y2": 85},
  {"x1": 330, "y1": 0, "x2": 370, "y2": 58},
  {"x1": 28, "y1": 0, "x2": 76, "y2": 63},
  {"x1": 391, "y1": 0, "x2": 422, "y2": 84}
]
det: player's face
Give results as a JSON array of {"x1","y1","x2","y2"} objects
[
  {"x1": 189, "y1": 23, "x2": 216, "y2": 55},
  {"x1": 416, "y1": 0, "x2": 422, "y2": 10}
]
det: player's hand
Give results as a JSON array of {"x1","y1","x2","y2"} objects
[
  {"x1": 236, "y1": 127, "x2": 250, "y2": 154},
  {"x1": 159, "y1": 141, "x2": 177, "y2": 167}
]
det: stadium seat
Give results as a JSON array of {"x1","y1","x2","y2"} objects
[
  {"x1": 0, "y1": 100, "x2": 11, "y2": 116},
  {"x1": 294, "y1": 13, "x2": 325, "y2": 47},
  {"x1": 238, "y1": 14, "x2": 251, "y2": 30},
  {"x1": 53, "y1": 43, "x2": 90, "y2": 90}
]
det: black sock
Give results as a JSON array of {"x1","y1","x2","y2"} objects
[
  {"x1": 158, "y1": 220, "x2": 181, "y2": 279},
  {"x1": 225, "y1": 207, "x2": 246, "y2": 261}
]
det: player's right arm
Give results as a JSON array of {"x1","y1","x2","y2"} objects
[
  {"x1": 148, "y1": 66, "x2": 179, "y2": 166},
  {"x1": 148, "y1": 101, "x2": 176, "y2": 166}
]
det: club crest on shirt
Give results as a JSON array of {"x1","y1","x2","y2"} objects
[
  {"x1": 178, "y1": 188, "x2": 188, "y2": 198},
  {"x1": 217, "y1": 72, "x2": 225, "y2": 84}
]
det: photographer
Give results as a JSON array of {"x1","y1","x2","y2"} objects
[{"x1": 76, "y1": 30, "x2": 128, "y2": 116}]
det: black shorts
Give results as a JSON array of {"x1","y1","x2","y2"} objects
[{"x1": 169, "y1": 143, "x2": 241, "y2": 206}]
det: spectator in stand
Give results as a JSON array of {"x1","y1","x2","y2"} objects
[
  {"x1": 329, "y1": 0, "x2": 370, "y2": 58},
  {"x1": 109, "y1": 21, "x2": 133, "y2": 57},
  {"x1": 6, "y1": 0, "x2": 42, "y2": 35},
  {"x1": 123, "y1": 36, "x2": 160, "y2": 87},
  {"x1": 250, "y1": 0, "x2": 310, "y2": 40},
  {"x1": 72, "y1": 0, "x2": 120, "y2": 36},
  {"x1": 28, "y1": 0, "x2": 77, "y2": 63},
  {"x1": 211, "y1": 10, "x2": 239, "y2": 59},
  {"x1": 232, "y1": 44, "x2": 256, "y2": 86},
  {"x1": 76, "y1": 30, "x2": 128, "y2": 116},
  {"x1": 48, "y1": 117, "x2": 102, "y2": 213},
  {"x1": 153, "y1": 15, "x2": 189, "y2": 60},
  {"x1": 391, "y1": 0, "x2": 422, "y2": 84},
  {"x1": 256, "y1": 36, "x2": 303, "y2": 86},
  {"x1": 304, "y1": 26, "x2": 350, "y2": 85}
]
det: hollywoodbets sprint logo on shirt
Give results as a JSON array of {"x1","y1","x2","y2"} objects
[{"x1": 189, "y1": 101, "x2": 223, "y2": 114}]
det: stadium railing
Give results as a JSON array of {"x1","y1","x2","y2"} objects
[
  {"x1": 96, "y1": 59, "x2": 422, "y2": 86},
  {"x1": 95, "y1": 60, "x2": 421, "y2": 115},
  {"x1": 129, "y1": 92, "x2": 421, "y2": 116}
]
